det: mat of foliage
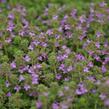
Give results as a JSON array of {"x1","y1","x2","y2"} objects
[{"x1": 0, "y1": 1, "x2": 109, "y2": 109}]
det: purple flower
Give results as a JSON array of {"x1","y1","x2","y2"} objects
[
  {"x1": 58, "y1": 27, "x2": 63, "y2": 32},
  {"x1": 104, "y1": 57, "x2": 109, "y2": 64},
  {"x1": 31, "y1": 73, "x2": 39, "y2": 84},
  {"x1": 6, "y1": 92, "x2": 11, "y2": 97},
  {"x1": 8, "y1": 13, "x2": 14, "y2": 20},
  {"x1": 40, "y1": 42, "x2": 47, "y2": 47},
  {"x1": 67, "y1": 66, "x2": 73, "y2": 72},
  {"x1": 83, "y1": 67, "x2": 89, "y2": 73},
  {"x1": 56, "y1": 74, "x2": 62, "y2": 80},
  {"x1": 96, "y1": 13, "x2": 105, "y2": 19},
  {"x1": 63, "y1": 54, "x2": 68, "y2": 59},
  {"x1": 33, "y1": 64, "x2": 42, "y2": 69},
  {"x1": 96, "y1": 31, "x2": 102, "y2": 37},
  {"x1": 64, "y1": 77, "x2": 70, "y2": 81},
  {"x1": 95, "y1": 80, "x2": 101, "y2": 85},
  {"x1": 7, "y1": 20, "x2": 15, "y2": 32},
  {"x1": 61, "y1": 103, "x2": 69, "y2": 109},
  {"x1": 79, "y1": 34, "x2": 86, "y2": 40},
  {"x1": 19, "y1": 66, "x2": 27, "y2": 73},
  {"x1": 53, "y1": 15, "x2": 58, "y2": 20},
  {"x1": 94, "y1": 55, "x2": 101, "y2": 61},
  {"x1": 57, "y1": 55, "x2": 63, "y2": 62},
  {"x1": 64, "y1": 15, "x2": 68, "y2": 19},
  {"x1": 10, "y1": 61, "x2": 16, "y2": 69},
  {"x1": 58, "y1": 91, "x2": 64, "y2": 97},
  {"x1": 19, "y1": 75, "x2": 25, "y2": 82},
  {"x1": 24, "y1": 84, "x2": 31, "y2": 91},
  {"x1": 104, "y1": 99, "x2": 109, "y2": 106},
  {"x1": 105, "y1": 80, "x2": 109, "y2": 85},
  {"x1": 76, "y1": 54, "x2": 85, "y2": 61},
  {"x1": 64, "y1": 86, "x2": 69, "y2": 90},
  {"x1": 28, "y1": 44, "x2": 34, "y2": 50},
  {"x1": 87, "y1": 12, "x2": 94, "y2": 23},
  {"x1": 79, "y1": 15, "x2": 86, "y2": 23},
  {"x1": 21, "y1": 18, "x2": 29, "y2": 28},
  {"x1": 46, "y1": 29, "x2": 53, "y2": 35},
  {"x1": 88, "y1": 62, "x2": 93, "y2": 68},
  {"x1": 36, "y1": 100, "x2": 42, "y2": 109},
  {"x1": 62, "y1": 45, "x2": 67, "y2": 49},
  {"x1": 38, "y1": 56, "x2": 43, "y2": 61},
  {"x1": 18, "y1": 65, "x2": 29, "y2": 73},
  {"x1": 5, "y1": 81, "x2": 10, "y2": 87},
  {"x1": 57, "y1": 54, "x2": 68, "y2": 62},
  {"x1": 19, "y1": 30, "x2": 24, "y2": 36},
  {"x1": 95, "y1": 42, "x2": 100, "y2": 48},
  {"x1": 65, "y1": 48, "x2": 71, "y2": 54},
  {"x1": 99, "y1": 2, "x2": 107, "y2": 7},
  {"x1": 65, "y1": 31, "x2": 72, "y2": 38},
  {"x1": 55, "y1": 35, "x2": 60, "y2": 39},
  {"x1": 88, "y1": 50, "x2": 94, "y2": 56},
  {"x1": 52, "y1": 102, "x2": 59, "y2": 109},
  {"x1": 14, "y1": 85, "x2": 21, "y2": 92},
  {"x1": 99, "y1": 93, "x2": 106, "y2": 100},
  {"x1": 64, "y1": 24, "x2": 71, "y2": 30},
  {"x1": 29, "y1": 32, "x2": 35, "y2": 37},
  {"x1": 87, "y1": 76, "x2": 96, "y2": 82},
  {"x1": 91, "y1": 89, "x2": 96, "y2": 93},
  {"x1": 102, "y1": 65, "x2": 107, "y2": 73},
  {"x1": 59, "y1": 64, "x2": 65, "y2": 71},
  {"x1": 71, "y1": 9, "x2": 77, "y2": 19},
  {"x1": 0, "y1": 0, "x2": 6, "y2": 3},
  {"x1": 5, "y1": 38, "x2": 12, "y2": 43},
  {"x1": 104, "y1": 41, "x2": 108, "y2": 47},
  {"x1": 76, "y1": 83, "x2": 88, "y2": 95},
  {"x1": 24, "y1": 55, "x2": 31, "y2": 62},
  {"x1": 28, "y1": 67, "x2": 35, "y2": 74}
]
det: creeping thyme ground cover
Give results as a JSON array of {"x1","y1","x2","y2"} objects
[{"x1": 1, "y1": 0, "x2": 109, "y2": 109}]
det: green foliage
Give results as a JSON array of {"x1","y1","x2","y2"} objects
[
  {"x1": 20, "y1": 39, "x2": 29, "y2": 51},
  {"x1": 0, "y1": 55, "x2": 9, "y2": 63},
  {"x1": 13, "y1": 36, "x2": 21, "y2": 46}
]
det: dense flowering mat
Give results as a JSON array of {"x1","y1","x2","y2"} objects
[{"x1": 0, "y1": 1, "x2": 109, "y2": 109}]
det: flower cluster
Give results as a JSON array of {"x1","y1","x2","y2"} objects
[{"x1": 0, "y1": 1, "x2": 109, "y2": 109}]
